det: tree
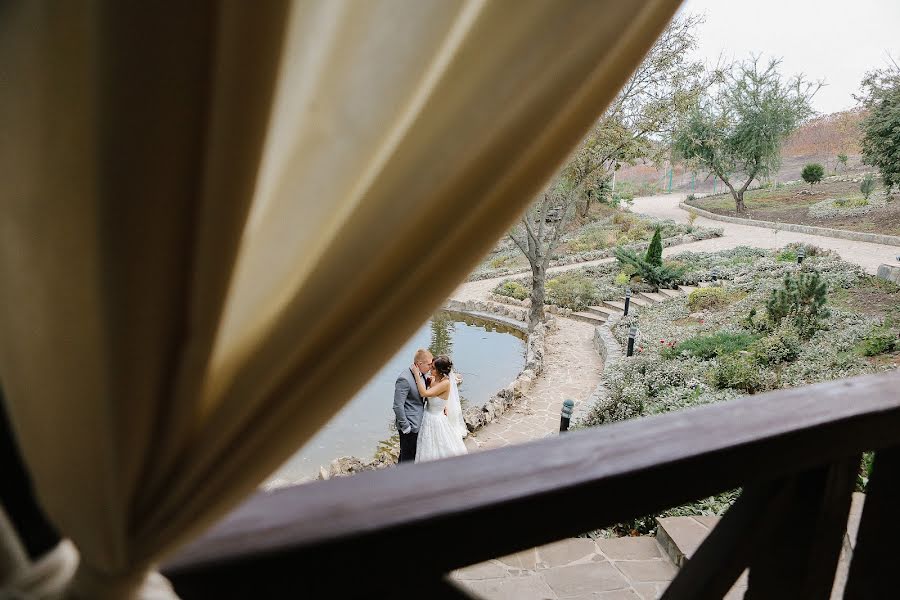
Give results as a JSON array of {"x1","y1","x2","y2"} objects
[
  {"x1": 645, "y1": 226, "x2": 663, "y2": 266},
  {"x1": 673, "y1": 57, "x2": 820, "y2": 212},
  {"x1": 801, "y1": 163, "x2": 824, "y2": 187},
  {"x1": 837, "y1": 153, "x2": 849, "y2": 170},
  {"x1": 857, "y1": 58, "x2": 900, "y2": 192},
  {"x1": 571, "y1": 14, "x2": 706, "y2": 218},
  {"x1": 510, "y1": 15, "x2": 704, "y2": 330}
]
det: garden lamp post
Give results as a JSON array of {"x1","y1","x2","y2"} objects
[
  {"x1": 797, "y1": 247, "x2": 806, "y2": 264},
  {"x1": 626, "y1": 325, "x2": 638, "y2": 357},
  {"x1": 559, "y1": 399, "x2": 574, "y2": 433},
  {"x1": 711, "y1": 266, "x2": 719, "y2": 283},
  {"x1": 624, "y1": 288, "x2": 631, "y2": 316}
]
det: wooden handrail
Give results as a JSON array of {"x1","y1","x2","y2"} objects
[{"x1": 164, "y1": 371, "x2": 899, "y2": 597}]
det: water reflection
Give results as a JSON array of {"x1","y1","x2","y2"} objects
[{"x1": 429, "y1": 312, "x2": 454, "y2": 357}]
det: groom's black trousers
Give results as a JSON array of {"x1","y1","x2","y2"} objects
[{"x1": 398, "y1": 431, "x2": 418, "y2": 463}]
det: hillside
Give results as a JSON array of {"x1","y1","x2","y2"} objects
[{"x1": 616, "y1": 109, "x2": 869, "y2": 195}]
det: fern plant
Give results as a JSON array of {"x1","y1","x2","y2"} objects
[{"x1": 614, "y1": 247, "x2": 685, "y2": 291}]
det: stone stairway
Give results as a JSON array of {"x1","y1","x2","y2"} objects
[{"x1": 569, "y1": 284, "x2": 702, "y2": 326}]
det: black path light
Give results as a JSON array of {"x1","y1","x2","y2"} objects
[
  {"x1": 624, "y1": 287, "x2": 631, "y2": 316},
  {"x1": 711, "y1": 266, "x2": 719, "y2": 282},
  {"x1": 626, "y1": 325, "x2": 638, "y2": 357},
  {"x1": 559, "y1": 399, "x2": 575, "y2": 433},
  {"x1": 797, "y1": 247, "x2": 806, "y2": 264}
]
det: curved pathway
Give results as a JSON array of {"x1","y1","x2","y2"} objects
[
  {"x1": 460, "y1": 306, "x2": 602, "y2": 452},
  {"x1": 633, "y1": 194, "x2": 897, "y2": 274}
]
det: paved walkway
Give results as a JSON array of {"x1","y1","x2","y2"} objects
[
  {"x1": 464, "y1": 317, "x2": 600, "y2": 452},
  {"x1": 633, "y1": 194, "x2": 897, "y2": 274},
  {"x1": 451, "y1": 537, "x2": 682, "y2": 600}
]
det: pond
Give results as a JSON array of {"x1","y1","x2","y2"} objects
[{"x1": 274, "y1": 311, "x2": 526, "y2": 480}]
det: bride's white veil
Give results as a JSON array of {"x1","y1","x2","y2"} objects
[{"x1": 446, "y1": 371, "x2": 468, "y2": 439}]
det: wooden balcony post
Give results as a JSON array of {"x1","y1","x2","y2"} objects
[{"x1": 844, "y1": 445, "x2": 900, "y2": 599}]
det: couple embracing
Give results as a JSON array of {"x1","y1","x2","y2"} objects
[{"x1": 392, "y1": 349, "x2": 468, "y2": 463}]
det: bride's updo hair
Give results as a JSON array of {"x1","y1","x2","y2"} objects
[{"x1": 433, "y1": 355, "x2": 453, "y2": 378}]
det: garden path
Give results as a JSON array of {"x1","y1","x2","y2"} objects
[
  {"x1": 461, "y1": 311, "x2": 602, "y2": 452},
  {"x1": 632, "y1": 193, "x2": 897, "y2": 274}
]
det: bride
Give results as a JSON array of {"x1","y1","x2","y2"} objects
[{"x1": 411, "y1": 355, "x2": 468, "y2": 462}]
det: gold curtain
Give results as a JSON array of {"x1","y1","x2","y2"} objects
[{"x1": 0, "y1": 0, "x2": 681, "y2": 596}]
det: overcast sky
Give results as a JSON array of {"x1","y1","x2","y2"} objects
[{"x1": 678, "y1": 0, "x2": 900, "y2": 115}]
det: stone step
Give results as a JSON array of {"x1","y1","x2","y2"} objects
[
  {"x1": 625, "y1": 295, "x2": 652, "y2": 307},
  {"x1": 585, "y1": 305, "x2": 615, "y2": 317},
  {"x1": 655, "y1": 515, "x2": 718, "y2": 568},
  {"x1": 569, "y1": 311, "x2": 606, "y2": 326},
  {"x1": 657, "y1": 288, "x2": 684, "y2": 298},
  {"x1": 637, "y1": 291, "x2": 668, "y2": 303},
  {"x1": 656, "y1": 516, "x2": 748, "y2": 598},
  {"x1": 656, "y1": 494, "x2": 867, "y2": 598},
  {"x1": 698, "y1": 281, "x2": 713, "y2": 288},
  {"x1": 679, "y1": 285, "x2": 697, "y2": 295},
  {"x1": 601, "y1": 300, "x2": 627, "y2": 313}
]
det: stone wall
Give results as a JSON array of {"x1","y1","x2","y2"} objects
[
  {"x1": 487, "y1": 293, "x2": 574, "y2": 318},
  {"x1": 573, "y1": 314, "x2": 623, "y2": 425}
]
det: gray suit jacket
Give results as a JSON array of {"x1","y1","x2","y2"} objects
[{"x1": 393, "y1": 369, "x2": 425, "y2": 434}]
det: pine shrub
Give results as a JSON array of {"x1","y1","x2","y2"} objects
[
  {"x1": 801, "y1": 163, "x2": 825, "y2": 187},
  {"x1": 765, "y1": 271, "x2": 830, "y2": 338},
  {"x1": 860, "y1": 174, "x2": 876, "y2": 200},
  {"x1": 645, "y1": 226, "x2": 663, "y2": 267}
]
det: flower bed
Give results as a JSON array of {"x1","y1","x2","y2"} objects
[{"x1": 808, "y1": 195, "x2": 887, "y2": 219}]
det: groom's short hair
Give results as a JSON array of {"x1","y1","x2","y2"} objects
[{"x1": 414, "y1": 348, "x2": 433, "y2": 362}]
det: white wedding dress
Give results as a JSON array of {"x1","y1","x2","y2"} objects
[
  {"x1": 415, "y1": 373, "x2": 468, "y2": 463},
  {"x1": 446, "y1": 372, "x2": 468, "y2": 439}
]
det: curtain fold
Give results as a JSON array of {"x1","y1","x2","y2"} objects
[{"x1": 0, "y1": 0, "x2": 681, "y2": 596}]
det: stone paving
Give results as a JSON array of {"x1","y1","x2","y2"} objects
[{"x1": 451, "y1": 537, "x2": 678, "y2": 600}]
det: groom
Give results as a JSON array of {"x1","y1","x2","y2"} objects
[{"x1": 393, "y1": 348, "x2": 433, "y2": 463}]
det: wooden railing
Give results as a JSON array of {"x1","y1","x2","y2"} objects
[{"x1": 164, "y1": 371, "x2": 900, "y2": 599}]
